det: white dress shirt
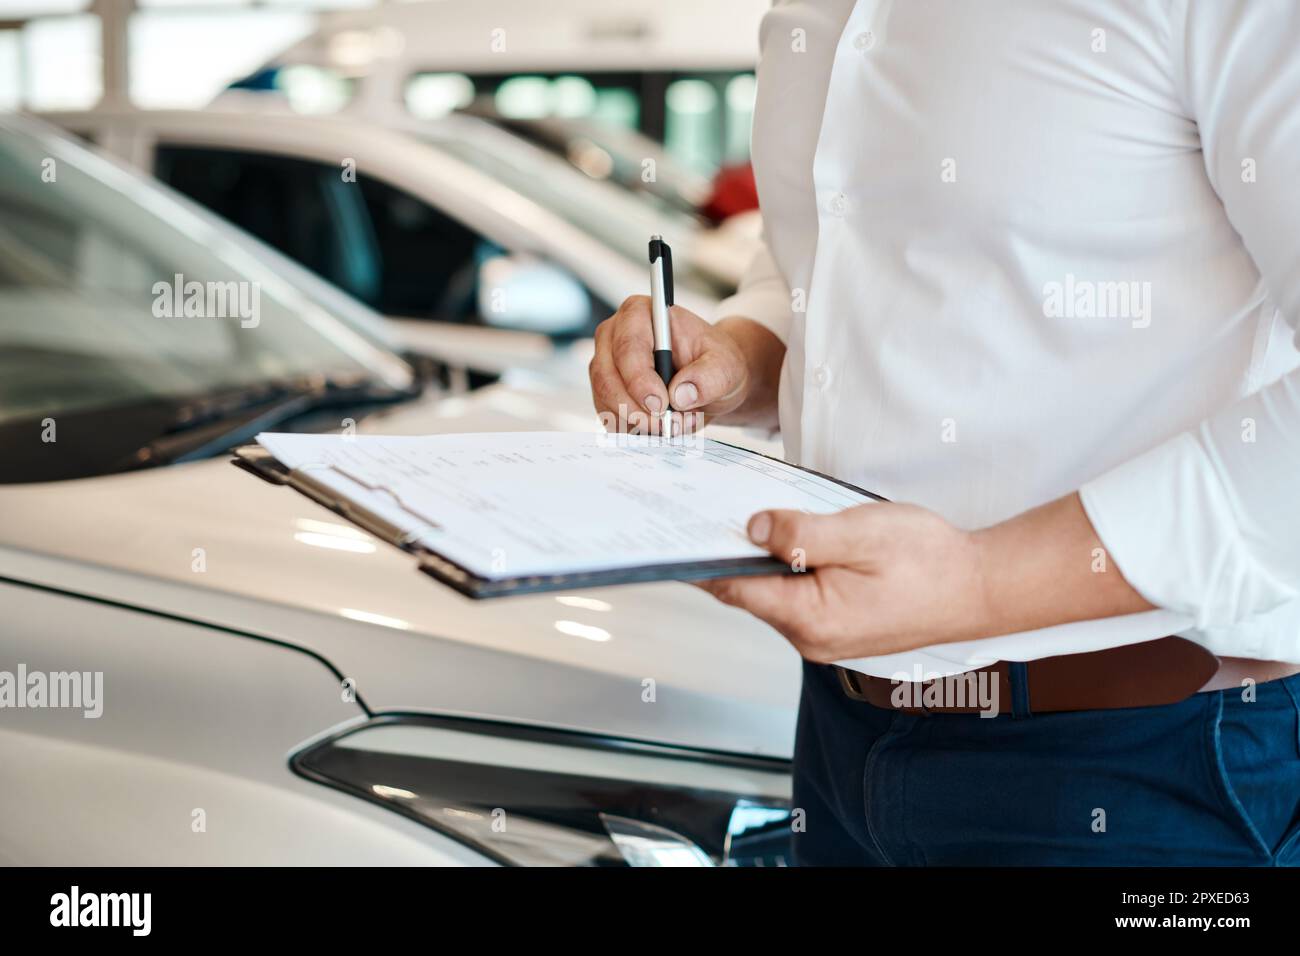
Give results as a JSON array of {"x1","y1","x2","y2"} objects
[{"x1": 717, "y1": 0, "x2": 1300, "y2": 678}]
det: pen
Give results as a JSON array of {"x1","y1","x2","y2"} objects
[{"x1": 648, "y1": 234, "x2": 675, "y2": 434}]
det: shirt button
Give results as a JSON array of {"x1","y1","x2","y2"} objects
[
  {"x1": 825, "y1": 192, "x2": 849, "y2": 217},
  {"x1": 853, "y1": 30, "x2": 876, "y2": 51},
  {"x1": 811, "y1": 364, "x2": 832, "y2": 389}
]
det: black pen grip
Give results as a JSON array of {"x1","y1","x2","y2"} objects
[{"x1": 654, "y1": 349, "x2": 675, "y2": 389}]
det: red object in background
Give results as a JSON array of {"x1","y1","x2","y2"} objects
[{"x1": 702, "y1": 163, "x2": 759, "y2": 222}]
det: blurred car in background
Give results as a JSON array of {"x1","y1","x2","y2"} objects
[
  {"x1": 460, "y1": 105, "x2": 762, "y2": 233},
  {"x1": 235, "y1": 0, "x2": 767, "y2": 176},
  {"x1": 42, "y1": 104, "x2": 758, "y2": 381},
  {"x1": 467, "y1": 108, "x2": 715, "y2": 218},
  {"x1": 0, "y1": 113, "x2": 798, "y2": 865}
]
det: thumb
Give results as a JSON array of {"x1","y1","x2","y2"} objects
[
  {"x1": 746, "y1": 507, "x2": 871, "y2": 568},
  {"x1": 666, "y1": 348, "x2": 744, "y2": 413}
]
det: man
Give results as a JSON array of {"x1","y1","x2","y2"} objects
[{"x1": 589, "y1": 0, "x2": 1300, "y2": 865}]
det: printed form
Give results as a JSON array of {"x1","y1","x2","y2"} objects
[{"x1": 256, "y1": 432, "x2": 872, "y2": 580}]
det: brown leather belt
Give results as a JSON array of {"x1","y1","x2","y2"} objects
[{"x1": 836, "y1": 636, "x2": 1300, "y2": 714}]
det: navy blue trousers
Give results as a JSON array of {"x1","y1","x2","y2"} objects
[{"x1": 791, "y1": 661, "x2": 1300, "y2": 865}]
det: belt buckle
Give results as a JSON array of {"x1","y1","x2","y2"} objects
[{"x1": 837, "y1": 666, "x2": 870, "y2": 702}]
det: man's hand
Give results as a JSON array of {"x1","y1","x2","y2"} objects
[
  {"x1": 701, "y1": 503, "x2": 991, "y2": 660},
  {"x1": 588, "y1": 297, "x2": 783, "y2": 434},
  {"x1": 700, "y1": 493, "x2": 1154, "y2": 661}
]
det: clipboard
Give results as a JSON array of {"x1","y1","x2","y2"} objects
[{"x1": 232, "y1": 440, "x2": 886, "y2": 599}]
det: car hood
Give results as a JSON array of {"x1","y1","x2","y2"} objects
[{"x1": 0, "y1": 383, "x2": 800, "y2": 758}]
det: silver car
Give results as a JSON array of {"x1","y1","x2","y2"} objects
[{"x1": 0, "y1": 115, "x2": 797, "y2": 866}]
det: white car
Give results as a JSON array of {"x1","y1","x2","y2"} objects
[
  {"x1": 39, "y1": 105, "x2": 754, "y2": 378},
  {"x1": 0, "y1": 114, "x2": 798, "y2": 865}
]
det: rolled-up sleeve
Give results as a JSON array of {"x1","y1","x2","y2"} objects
[
  {"x1": 713, "y1": 238, "x2": 794, "y2": 344},
  {"x1": 1079, "y1": 0, "x2": 1300, "y2": 641}
]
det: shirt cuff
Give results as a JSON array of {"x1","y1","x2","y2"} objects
[{"x1": 1079, "y1": 431, "x2": 1296, "y2": 630}]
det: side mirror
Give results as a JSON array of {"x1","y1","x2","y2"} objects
[{"x1": 476, "y1": 253, "x2": 592, "y2": 335}]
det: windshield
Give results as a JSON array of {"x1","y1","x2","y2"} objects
[
  {"x1": 418, "y1": 118, "x2": 733, "y2": 298},
  {"x1": 0, "y1": 115, "x2": 414, "y2": 430}
]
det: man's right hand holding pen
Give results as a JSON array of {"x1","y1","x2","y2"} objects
[{"x1": 588, "y1": 301, "x2": 785, "y2": 436}]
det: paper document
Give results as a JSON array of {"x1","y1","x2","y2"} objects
[{"x1": 256, "y1": 431, "x2": 873, "y2": 580}]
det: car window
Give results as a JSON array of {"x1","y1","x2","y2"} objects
[
  {"x1": 155, "y1": 143, "x2": 602, "y2": 334},
  {"x1": 155, "y1": 146, "x2": 371, "y2": 302},
  {"x1": 0, "y1": 119, "x2": 412, "y2": 429},
  {"x1": 353, "y1": 172, "x2": 486, "y2": 319}
]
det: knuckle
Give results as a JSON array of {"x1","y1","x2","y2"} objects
[
  {"x1": 617, "y1": 295, "x2": 650, "y2": 323},
  {"x1": 666, "y1": 304, "x2": 697, "y2": 330},
  {"x1": 693, "y1": 357, "x2": 740, "y2": 398},
  {"x1": 628, "y1": 369, "x2": 662, "y2": 394},
  {"x1": 612, "y1": 323, "x2": 650, "y2": 355},
  {"x1": 590, "y1": 368, "x2": 620, "y2": 400}
]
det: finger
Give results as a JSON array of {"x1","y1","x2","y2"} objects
[
  {"x1": 699, "y1": 574, "x2": 819, "y2": 641},
  {"x1": 662, "y1": 410, "x2": 702, "y2": 437},
  {"x1": 747, "y1": 506, "x2": 878, "y2": 568},
  {"x1": 589, "y1": 342, "x2": 654, "y2": 434},
  {"x1": 609, "y1": 297, "x2": 670, "y2": 422},
  {"x1": 680, "y1": 410, "x2": 706, "y2": 435}
]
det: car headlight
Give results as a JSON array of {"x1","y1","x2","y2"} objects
[{"x1": 292, "y1": 715, "x2": 793, "y2": 867}]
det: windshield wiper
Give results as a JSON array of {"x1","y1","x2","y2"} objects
[{"x1": 124, "y1": 375, "x2": 421, "y2": 468}]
